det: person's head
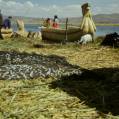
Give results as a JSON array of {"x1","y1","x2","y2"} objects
[
  {"x1": 46, "y1": 18, "x2": 50, "y2": 22},
  {"x1": 54, "y1": 15, "x2": 58, "y2": 19},
  {"x1": 81, "y1": 3, "x2": 91, "y2": 16}
]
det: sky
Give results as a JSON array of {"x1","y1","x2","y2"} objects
[{"x1": 0, "y1": 0, "x2": 119, "y2": 18}]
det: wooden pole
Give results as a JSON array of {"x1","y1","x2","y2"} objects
[
  {"x1": 64, "y1": 18, "x2": 68, "y2": 44},
  {"x1": 0, "y1": 10, "x2": 3, "y2": 39}
]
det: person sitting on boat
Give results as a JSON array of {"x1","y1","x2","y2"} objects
[
  {"x1": 45, "y1": 18, "x2": 52, "y2": 28},
  {"x1": 3, "y1": 16, "x2": 12, "y2": 29},
  {"x1": 52, "y1": 15, "x2": 59, "y2": 28}
]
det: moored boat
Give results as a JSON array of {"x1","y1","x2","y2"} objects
[
  {"x1": 41, "y1": 3, "x2": 96, "y2": 43},
  {"x1": 41, "y1": 27, "x2": 83, "y2": 42}
]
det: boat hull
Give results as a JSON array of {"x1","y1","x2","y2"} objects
[{"x1": 41, "y1": 27, "x2": 83, "y2": 42}]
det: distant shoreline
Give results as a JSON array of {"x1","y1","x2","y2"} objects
[
  {"x1": 96, "y1": 23, "x2": 119, "y2": 26},
  {"x1": 24, "y1": 23, "x2": 119, "y2": 26},
  {"x1": 12, "y1": 22, "x2": 119, "y2": 28}
]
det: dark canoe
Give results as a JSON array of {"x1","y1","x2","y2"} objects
[{"x1": 41, "y1": 27, "x2": 83, "y2": 42}]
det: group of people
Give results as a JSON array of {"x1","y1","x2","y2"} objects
[{"x1": 44, "y1": 15, "x2": 59, "y2": 28}]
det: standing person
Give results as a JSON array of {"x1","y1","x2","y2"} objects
[
  {"x1": 0, "y1": 10, "x2": 3, "y2": 39},
  {"x1": 3, "y1": 16, "x2": 12, "y2": 29},
  {"x1": 52, "y1": 15, "x2": 59, "y2": 28}
]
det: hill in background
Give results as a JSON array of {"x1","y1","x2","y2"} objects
[
  {"x1": 5, "y1": 13, "x2": 119, "y2": 25},
  {"x1": 61, "y1": 13, "x2": 119, "y2": 25},
  {"x1": 93, "y1": 13, "x2": 119, "y2": 24}
]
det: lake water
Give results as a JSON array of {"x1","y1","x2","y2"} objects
[
  {"x1": 12, "y1": 24, "x2": 119, "y2": 36},
  {"x1": 96, "y1": 26, "x2": 119, "y2": 36}
]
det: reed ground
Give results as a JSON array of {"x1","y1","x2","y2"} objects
[{"x1": 0, "y1": 37, "x2": 119, "y2": 119}]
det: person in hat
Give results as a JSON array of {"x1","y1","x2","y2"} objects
[{"x1": 52, "y1": 15, "x2": 59, "y2": 28}]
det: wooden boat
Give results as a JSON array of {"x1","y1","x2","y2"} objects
[
  {"x1": 1, "y1": 28, "x2": 13, "y2": 38},
  {"x1": 41, "y1": 3, "x2": 96, "y2": 43},
  {"x1": 41, "y1": 27, "x2": 83, "y2": 42}
]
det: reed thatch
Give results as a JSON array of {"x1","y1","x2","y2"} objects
[
  {"x1": 16, "y1": 19, "x2": 25, "y2": 31},
  {"x1": 80, "y1": 3, "x2": 96, "y2": 35},
  {"x1": 0, "y1": 39, "x2": 119, "y2": 118},
  {"x1": 16, "y1": 19, "x2": 28, "y2": 37},
  {"x1": 1, "y1": 28, "x2": 13, "y2": 38}
]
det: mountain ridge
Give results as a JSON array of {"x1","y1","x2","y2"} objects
[{"x1": 4, "y1": 13, "x2": 119, "y2": 24}]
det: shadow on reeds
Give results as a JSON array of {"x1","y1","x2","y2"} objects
[{"x1": 50, "y1": 67, "x2": 119, "y2": 115}]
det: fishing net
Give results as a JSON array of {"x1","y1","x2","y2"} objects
[
  {"x1": 0, "y1": 51, "x2": 82, "y2": 80},
  {"x1": 101, "y1": 32, "x2": 119, "y2": 47}
]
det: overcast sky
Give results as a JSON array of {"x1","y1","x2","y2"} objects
[{"x1": 0, "y1": 0, "x2": 119, "y2": 18}]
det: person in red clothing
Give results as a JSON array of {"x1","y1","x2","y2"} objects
[{"x1": 52, "y1": 15, "x2": 59, "y2": 28}]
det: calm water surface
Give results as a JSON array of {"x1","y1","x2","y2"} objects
[
  {"x1": 12, "y1": 24, "x2": 119, "y2": 36},
  {"x1": 96, "y1": 26, "x2": 119, "y2": 36}
]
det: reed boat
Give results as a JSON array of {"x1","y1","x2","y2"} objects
[
  {"x1": 1, "y1": 28, "x2": 13, "y2": 38},
  {"x1": 41, "y1": 3, "x2": 96, "y2": 43},
  {"x1": 41, "y1": 27, "x2": 83, "y2": 42}
]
